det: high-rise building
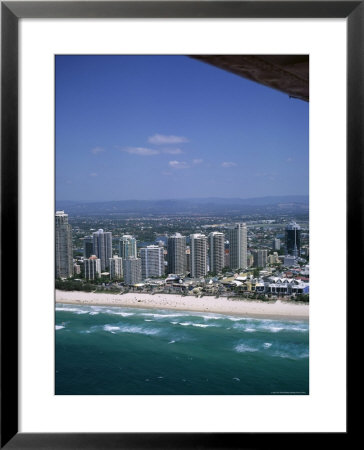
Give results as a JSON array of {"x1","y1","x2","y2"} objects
[
  {"x1": 208, "y1": 232, "x2": 225, "y2": 274},
  {"x1": 140, "y1": 245, "x2": 165, "y2": 279},
  {"x1": 272, "y1": 238, "x2": 281, "y2": 251},
  {"x1": 167, "y1": 233, "x2": 186, "y2": 275},
  {"x1": 251, "y1": 249, "x2": 268, "y2": 268},
  {"x1": 109, "y1": 255, "x2": 123, "y2": 280},
  {"x1": 55, "y1": 210, "x2": 73, "y2": 278},
  {"x1": 227, "y1": 223, "x2": 247, "y2": 270},
  {"x1": 224, "y1": 249, "x2": 230, "y2": 268},
  {"x1": 285, "y1": 222, "x2": 301, "y2": 257},
  {"x1": 84, "y1": 255, "x2": 101, "y2": 280},
  {"x1": 123, "y1": 257, "x2": 142, "y2": 285},
  {"x1": 83, "y1": 236, "x2": 93, "y2": 259},
  {"x1": 93, "y1": 229, "x2": 112, "y2": 271},
  {"x1": 186, "y1": 247, "x2": 191, "y2": 273},
  {"x1": 190, "y1": 234, "x2": 208, "y2": 278},
  {"x1": 268, "y1": 252, "x2": 280, "y2": 265},
  {"x1": 119, "y1": 235, "x2": 137, "y2": 259},
  {"x1": 247, "y1": 253, "x2": 254, "y2": 267}
]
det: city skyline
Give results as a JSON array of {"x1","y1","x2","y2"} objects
[{"x1": 56, "y1": 55, "x2": 309, "y2": 202}]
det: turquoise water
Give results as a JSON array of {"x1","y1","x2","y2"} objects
[{"x1": 55, "y1": 303, "x2": 309, "y2": 395}]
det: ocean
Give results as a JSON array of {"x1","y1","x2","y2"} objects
[{"x1": 55, "y1": 303, "x2": 309, "y2": 395}]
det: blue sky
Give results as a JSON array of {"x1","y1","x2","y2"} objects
[{"x1": 56, "y1": 55, "x2": 308, "y2": 201}]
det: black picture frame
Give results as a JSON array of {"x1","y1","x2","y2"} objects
[{"x1": 1, "y1": 1, "x2": 356, "y2": 448}]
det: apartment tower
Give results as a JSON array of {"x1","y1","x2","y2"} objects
[
  {"x1": 227, "y1": 223, "x2": 247, "y2": 270},
  {"x1": 83, "y1": 236, "x2": 93, "y2": 259},
  {"x1": 119, "y1": 235, "x2": 137, "y2": 259},
  {"x1": 123, "y1": 257, "x2": 142, "y2": 285},
  {"x1": 55, "y1": 210, "x2": 73, "y2": 278},
  {"x1": 109, "y1": 255, "x2": 123, "y2": 280},
  {"x1": 190, "y1": 234, "x2": 208, "y2": 278},
  {"x1": 84, "y1": 255, "x2": 101, "y2": 280},
  {"x1": 208, "y1": 232, "x2": 225, "y2": 274},
  {"x1": 93, "y1": 229, "x2": 112, "y2": 271},
  {"x1": 167, "y1": 233, "x2": 186, "y2": 275},
  {"x1": 251, "y1": 249, "x2": 268, "y2": 268}
]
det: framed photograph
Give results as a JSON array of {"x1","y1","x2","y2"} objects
[{"x1": 2, "y1": 1, "x2": 356, "y2": 447}]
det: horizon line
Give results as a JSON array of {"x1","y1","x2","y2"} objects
[{"x1": 56, "y1": 194, "x2": 309, "y2": 203}]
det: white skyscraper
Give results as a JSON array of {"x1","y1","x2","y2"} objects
[
  {"x1": 190, "y1": 234, "x2": 208, "y2": 278},
  {"x1": 55, "y1": 210, "x2": 73, "y2": 278},
  {"x1": 84, "y1": 255, "x2": 101, "y2": 280},
  {"x1": 209, "y1": 232, "x2": 225, "y2": 274},
  {"x1": 227, "y1": 223, "x2": 247, "y2": 270},
  {"x1": 123, "y1": 257, "x2": 142, "y2": 285},
  {"x1": 93, "y1": 229, "x2": 112, "y2": 271},
  {"x1": 167, "y1": 233, "x2": 186, "y2": 275},
  {"x1": 140, "y1": 245, "x2": 165, "y2": 279},
  {"x1": 272, "y1": 238, "x2": 281, "y2": 251},
  {"x1": 109, "y1": 255, "x2": 123, "y2": 280},
  {"x1": 119, "y1": 235, "x2": 137, "y2": 259}
]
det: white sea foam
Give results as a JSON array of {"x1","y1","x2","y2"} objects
[
  {"x1": 268, "y1": 327, "x2": 284, "y2": 333},
  {"x1": 233, "y1": 323, "x2": 257, "y2": 332},
  {"x1": 56, "y1": 306, "x2": 88, "y2": 314},
  {"x1": 234, "y1": 320, "x2": 308, "y2": 334},
  {"x1": 273, "y1": 350, "x2": 309, "y2": 359},
  {"x1": 55, "y1": 325, "x2": 65, "y2": 330},
  {"x1": 270, "y1": 343, "x2": 309, "y2": 359},
  {"x1": 141, "y1": 312, "x2": 184, "y2": 319},
  {"x1": 263, "y1": 343, "x2": 272, "y2": 349},
  {"x1": 201, "y1": 315, "x2": 223, "y2": 320},
  {"x1": 176, "y1": 321, "x2": 217, "y2": 328},
  {"x1": 103, "y1": 325, "x2": 120, "y2": 332},
  {"x1": 106, "y1": 310, "x2": 134, "y2": 317},
  {"x1": 103, "y1": 324, "x2": 159, "y2": 336},
  {"x1": 235, "y1": 343, "x2": 259, "y2": 353},
  {"x1": 288, "y1": 326, "x2": 309, "y2": 332},
  {"x1": 89, "y1": 312, "x2": 99, "y2": 316}
]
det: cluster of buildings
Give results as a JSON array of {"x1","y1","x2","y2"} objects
[{"x1": 55, "y1": 211, "x2": 307, "y2": 297}]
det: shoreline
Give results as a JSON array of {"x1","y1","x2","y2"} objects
[{"x1": 55, "y1": 290, "x2": 309, "y2": 321}]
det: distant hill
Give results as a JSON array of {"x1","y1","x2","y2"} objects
[{"x1": 56, "y1": 195, "x2": 309, "y2": 216}]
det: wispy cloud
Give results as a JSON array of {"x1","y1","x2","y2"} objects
[
  {"x1": 222, "y1": 161, "x2": 237, "y2": 168},
  {"x1": 169, "y1": 160, "x2": 189, "y2": 169},
  {"x1": 90, "y1": 172, "x2": 98, "y2": 177},
  {"x1": 148, "y1": 134, "x2": 189, "y2": 145},
  {"x1": 91, "y1": 147, "x2": 105, "y2": 155},
  {"x1": 192, "y1": 158, "x2": 203, "y2": 164},
  {"x1": 122, "y1": 147, "x2": 160, "y2": 156},
  {"x1": 286, "y1": 157, "x2": 294, "y2": 163}
]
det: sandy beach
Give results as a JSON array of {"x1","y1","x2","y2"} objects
[{"x1": 55, "y1": 290, "x2": 309, "y2": 320}]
